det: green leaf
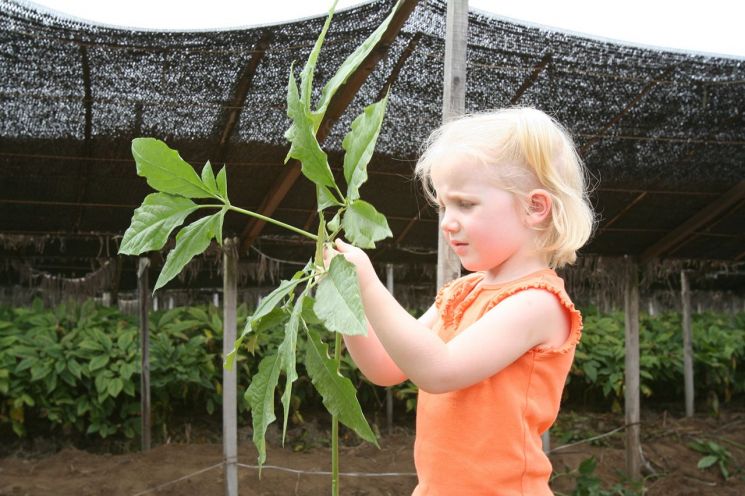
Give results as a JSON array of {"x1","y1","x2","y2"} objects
[
  {"x1": 284, "y1": 64, "x2": 336, "y2": 189},
  {"x1": 314, "y1": 256, "x2": 366, "y2": 336},
  {"x1": 698, "y1": 455, "x2": 718, "y2": 469},
  {"x1": 201, "y1": 161, "x2": 220, "y2": 197},
  {"x1": 279, "y1": 292, "x2": 305, "y2": 444},
  {"x1": 300, "y1": 0, "x2": 336, "y2": 111},
  {"x1": 108, "y1": 377, "x2": 124, "y2": 398},
  {"x1": 245, "y1": 354, "x2": 283, "y2": 467},
  {"x1": 327, "y1": 211, "x2": 341, "y2": 234},
  {"x1": 225, "y1": 277, "x2": 305, "y2": 370},
  {"x1": 583, "y1": 363, "x2": 598, "y2": 382},
  {"x1": 314, "y1": 213, "x2": 327, "y2": 270},
  {"x1": 154, "y1": 211, "x2": 224, "y2": 292},
  {"x1": 131, "y1": 138, "x2": 214, "y2": 198},
  {"x1": 30, "y1": 363, "x2": 51, "y2": 381},
  {"x1": 89, "y1": 355, "x2": 109, "y2": 372},
  {"x1": 341, "y1": 199, "x2": 392, "y2": 249},
  {"x1": 243, "y1": 278, "x2": 304, "y2": 338},
  {"x1": 317, "y1": 185, "x2": 340, "y2": 211},
  {"x1": 342, "y1": 93, "x2": 389, "y2": 201},
  {"x1": 301, "y1": 296, "x2": 322, "y2": 325},
  {"x1": 216, "y1": 166, "x2": 228, "y2": 199},
  {"x1": 119, "y1": 193, "x2": 199, "y2": 255},
  {"x1": 117, "y1": 332, "x2": 134, "y2": 351},
  {"x1": 305, "y1": 329, "x2": 377, "y2": 446},
  {"x1": 16, "y1": 357, "x2": 35, "y2": 372},
  {"x1": 313, "y1": 1, "x2": 401, "y2": 123}
]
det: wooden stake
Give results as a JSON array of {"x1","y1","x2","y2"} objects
[
  {"x1": 624, "y1": 257, "x2": 641, "y2": 480},
  {"x1": 223, "y1": 238, "x2": 239, "y2": 496},
  {"x1": 137, "y1": 257, "x2": 151, "y2": 452},
  {"x1": 681, "y1": 270, "x2": 694, "y2": 417},
  {"x1": 437, "y1": 0, "x2": 467, "y2": 289}
]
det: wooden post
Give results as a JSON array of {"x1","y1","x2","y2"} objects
[
  {"x1": 541, "y1": 431, "x2": 550, "y2": 454},
  {"x1": 437, "y1": 0, "x2": 468, "y2": 289},
  {"x1": 111, "y1": 256, "x2": 122, "y2": 306},
  {"x1": 624, "y1": 257, "x2": 641, "y2": 480},
  {"x1": 385, "y1": 263, "x2": 395, "y2": 435},
  {"x1": 681, "y1": 270, "x2": 694, "y2": 417},
  {"x1": 137, "y1": 257, "x2": 151, "y2": 452},
  {"x1": 222, "y1": 238, "x2": 239, "y2": 496}
]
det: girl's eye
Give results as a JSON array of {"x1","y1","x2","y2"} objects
[{"x1": 458, "y1": 201, "x2": 474, "y2": 209}]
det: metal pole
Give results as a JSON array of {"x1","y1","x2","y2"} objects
[
  {"x1": 222, "y1": 238, "x2": 239, "y2": 496},
  {"x1": 137, "y1": 257, "x2": 151, "y2": 452},
  {"x1": 437, "y1": 0, "x2": 468, "y2": 289}
]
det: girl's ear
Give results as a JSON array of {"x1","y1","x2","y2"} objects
[{"x1": 526, "y1": 189, "x2": 552, "y2": 225}]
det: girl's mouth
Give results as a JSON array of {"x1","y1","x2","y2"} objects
[{"x1": 450, "y1": 241, "x2": 468, "y2": 253}]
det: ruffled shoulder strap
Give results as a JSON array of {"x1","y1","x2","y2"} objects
[
  {"x1": 434, "y1": 272, "x2": 483, "y2": 331},
  {"x1": 482, "y1": 272, "x2": 583, "y2": 356}
]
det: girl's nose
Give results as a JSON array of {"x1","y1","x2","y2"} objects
[{"x1": 440, "y1": 213, "x2": 459, "y2": 233}]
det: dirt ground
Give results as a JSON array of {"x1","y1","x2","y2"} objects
[{"x1": 1, "y1": 410, "x2": 743, "y2": 496}]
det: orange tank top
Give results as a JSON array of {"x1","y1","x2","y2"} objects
[{"x1": 412, "y1": 269, "x2": 582, "y2": 496}]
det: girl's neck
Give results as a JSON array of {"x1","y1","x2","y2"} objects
[{"x1": 481, "y1": 252, "x2": 550, "y2": 286}]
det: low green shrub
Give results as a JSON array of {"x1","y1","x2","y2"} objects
[
  {"x1": 1, "y1": 300, "x2": 743, "y2": 441},
  {"x1": 571, "y1": 310, "x2": 745, "y2": 411}
]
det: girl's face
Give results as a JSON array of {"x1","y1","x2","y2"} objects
[{"x1": 430, "y1": 158, "x2": 535, "y2": 278}]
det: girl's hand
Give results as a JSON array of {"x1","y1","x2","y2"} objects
[{"x1": 328, "y1": 239, "x2": 377, "y2": 290}]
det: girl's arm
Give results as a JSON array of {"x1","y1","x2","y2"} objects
[
  {"x1": 333, "y1": 240, "x2": 569, "y2": 394},
  {"x1": 342, "y1": 305, "x2": 438, "y2": 387}
]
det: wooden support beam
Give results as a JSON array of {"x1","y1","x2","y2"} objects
[
  {"x1": 222, "y1": 238, "x2": 239, "y2": 496},
  {"x1": 214, "y1": 32, "x2": 272, "y2": 164},
  {"x1": 580, "y1": 66, "x2": 675, "y2": 157},
  {"x1": 111, "y1": 256, "x2": 122, "y2": 306},
  {"x1": 239, "y1": 0, "x2": 420, "y2": 254},
  {"x1": 137, "y1": 257, "x2": 151, "y2": 452},
  {"x1": 510, "y1": 53, "x2": 552, "y2": 105},
  {"x1": 599, "y1": 192, "x2": 647, "y2": 231},
  {"x1": 624, "y1": 256, "x2": 641, "y2": 480},
  {"x1": 74, "y1": 45, "x2": 93, "y2": 232},
  {"x1": 376, "y1": 32, "x2": 422, "y2": 102},
  {"x1": 395, "y1": 206, "x2": 426, "y2": 245},
  {"x1": 640, "y1": 181, "x2": 745, "y2": 262},
  {"x1": 437, "y1": 0, "x2": 467, "y2": 289},
  {"x1": 681, "y1": 270, "x2": 694, "y2": 417}
]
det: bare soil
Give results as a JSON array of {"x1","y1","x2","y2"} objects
[{"x1": 1, "y1": 410, "x2": 743, "y2": 495}]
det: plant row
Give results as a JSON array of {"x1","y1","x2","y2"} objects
[{"x1": 1, "y1": 299, "x2": 743, "y2": 440}]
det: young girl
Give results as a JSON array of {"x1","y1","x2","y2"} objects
[{"x1": 329, "y1": 107, "x2": 595, "y2": 495}]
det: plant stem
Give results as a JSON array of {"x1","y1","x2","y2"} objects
[
  {"x1": 226, "y1": 205, "x2": 318, "y2": 241},
  {"x1": 331, "y1": 332, "x2": 342, "y2": 496}
]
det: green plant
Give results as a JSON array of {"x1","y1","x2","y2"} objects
[
  {"x1": 572, "y1": 456, "x2": 605, "y2": 496},
  {"x1": 689, "y1": 439, "x2": 733, "y2": 480},
  {"x1": 0, "y1": 299, "x2": 141, "y2": 439},
  {"x1": 570, "y1": 310, "x2": 745, "y2": 411},
  {"x1": 117, "y1": 2, "x2": 405, "y2": 493},
  {"x1": 552, "y1": 456, "x2": 642, "y2": 496}
]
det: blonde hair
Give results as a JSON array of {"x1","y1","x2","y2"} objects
[{"x1": 415, "y1": 107, "x2": 596, "y2": 268}]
